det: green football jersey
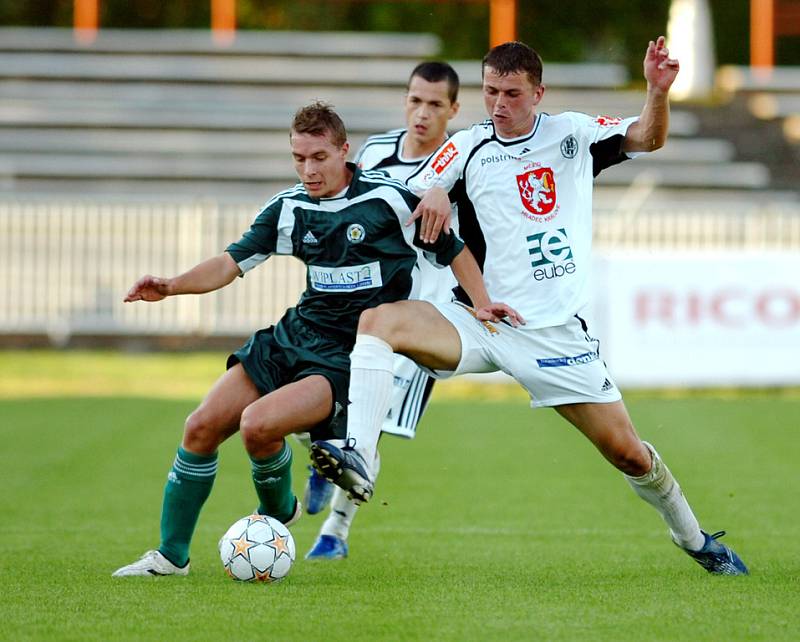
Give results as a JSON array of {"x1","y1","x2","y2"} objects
[{"x1": 226, "y1": 164, "x2": 464, "y2": 341}]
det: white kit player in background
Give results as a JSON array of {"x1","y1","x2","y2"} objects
[
  {"x1": 311, "y1": 37, "x2": 749, "y2": 576},
  {"x1": 300, "y1": 61, "x2": 462, "y2": 560}
]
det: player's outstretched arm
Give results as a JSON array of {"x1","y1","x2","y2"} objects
[
  {"x1": 449, "y1": 246, "x2": 525, "y2": 327},
  {"x1": 405, "y1": 186, "x2": 451, "y2": 243},
  {"x1": 623, "y1": 36, "x2": 680, "y2": 153},
  {"x1": 124, "y1": 253, "x2": 241, "y2": 303}
]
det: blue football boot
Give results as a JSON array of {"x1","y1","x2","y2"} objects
[
  {"x1": 303, "y1": 465, "x2": 334, "y2": 515},
  {"x1": 310, "y1": 440, "x2": 373, "y2": 504},
  {"x1": 305, "y1": 534, "x2": 349, "y2": 560},
  {"x1": 682, "y1": 530, "x2": 749, "y2": 575}
]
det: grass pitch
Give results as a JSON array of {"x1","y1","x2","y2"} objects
[{"x1": 1, "y1": 352, "x2": 798, "y2": 641}]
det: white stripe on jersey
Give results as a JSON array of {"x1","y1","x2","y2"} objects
[
  {"x1": 359, "y1": 170, "x2": 410, "y2": 192},
  {"x1": 276, "y1": 199, "x2": 297, "y2": 254},
  {"x1": 259, "y1": 183, "x2": 305, "y2": 211},
  {"x1": 237, "y1": 252, "x2": 271, "y2": 273}
]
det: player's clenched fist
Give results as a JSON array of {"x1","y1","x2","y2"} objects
[{"x1": 124, "y1": 275, "x2": 172, "y2": 302}]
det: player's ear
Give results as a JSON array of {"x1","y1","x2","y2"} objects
[
  {"x1": 341, "y1": 141, "x2": 350, "y2": 157},
  {"x1": 533, "y1": 83, "x2": 546, "y2": 105},
  {"x1": 448, "y1": 100, "x2": 460, "y2": 120}
]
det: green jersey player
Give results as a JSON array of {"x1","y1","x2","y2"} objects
[{"x1": 112, "y1": 102, "x2": 516, "y2": 577}]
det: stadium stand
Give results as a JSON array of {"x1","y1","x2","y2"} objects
[
  {"x1": 0, "y1": 27, "x2": 783, "y2": 202},
  {"x1": 0, "y1": 28, "x2": 797, "y2": 346},
  {"x1": 717, "y1": 63, "x2": 800, "y2": 150}
]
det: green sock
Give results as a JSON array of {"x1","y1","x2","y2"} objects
[
  {"x1": 250, "y1": 441, "x2": 295, "y2": 522},
  {"x1": 159, "y1": 447, "x2": 217, "y2": 567}
]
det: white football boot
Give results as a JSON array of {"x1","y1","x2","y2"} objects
[{"x1": 112, "y1": 550, "x2": 190, "y2": 577}]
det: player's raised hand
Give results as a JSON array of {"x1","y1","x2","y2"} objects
[
  {"x1": 644, "y1": 36, "x2": 679, "y2": 92},
  {"x1": 406, "y1": 186, "x2": 451, "y2": 243},
  {"x1": 124, "y1": 275, "x2": 171, "y2": 302},
  {"x1": 475, "y1": 302, "x2": 526, "y2": 327}
]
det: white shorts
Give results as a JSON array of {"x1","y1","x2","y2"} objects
[
  {"x1": 380, "y1": 354, "x2": 433, "y2": 439},
  {"x1": 426, "y1": 302, "x2": 622, "y2": 408}
]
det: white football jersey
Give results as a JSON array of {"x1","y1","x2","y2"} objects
[
  {"x1": 407, "y1": 112, "x2": 641, "y2": 328},
  {"x1": 355, "y1": 128, "x2": 457, "y2": 304}
]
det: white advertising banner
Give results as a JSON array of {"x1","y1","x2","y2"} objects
[{"x1": 593, "y1": 250, "x2": 800, "y2": 387}]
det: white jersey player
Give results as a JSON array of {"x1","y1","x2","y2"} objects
[
  {"x1": 312, "y1": 38, "x2": 749, "y2": 576},
  {"x1": 303, "y1": 62, "x2": 462, "y2": 561}
]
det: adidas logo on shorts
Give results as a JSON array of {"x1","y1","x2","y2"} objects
[
  {"x1": 600, "y1": 378, "x2": 614, "y2": 392},
  {"x1": 303, "y1": 230, "x2": 319, "y2": 245}
]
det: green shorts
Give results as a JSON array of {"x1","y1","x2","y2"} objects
[{"x1": 227, "y1": 309, "x2": 352, "y2": 440}]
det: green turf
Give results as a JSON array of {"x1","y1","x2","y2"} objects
[{"x1": 1, "y1": 395, "x2": 798, "y2": 641}]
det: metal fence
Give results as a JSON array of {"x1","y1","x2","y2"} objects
[{"x1": 1, "y1": 196, "x2": 799, "y2": 340}]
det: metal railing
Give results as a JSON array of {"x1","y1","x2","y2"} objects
[{"x1": 1, "y1": 196, "x2": 798, "y2": 339}]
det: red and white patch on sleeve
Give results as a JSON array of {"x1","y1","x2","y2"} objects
[
  {"x1": 430, "y1": 141, "x2": 459, "y2": 175},
  {"x1": 595, "y1": 115, "x2": 622, "y2": 127}
]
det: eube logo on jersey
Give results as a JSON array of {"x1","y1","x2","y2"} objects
[
  {"x1": 309, "y1": 261, "x2": 383, "y2": 292},
  {"x1": 527, "y1": 229, "x2": 576, "y2": 281}
]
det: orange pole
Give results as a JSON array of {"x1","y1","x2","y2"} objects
[
  {"x1": 74, "y1": 0, "x2": 99, "y2": 45},
  {"x1": 212, "y1": 0, "x2": 237, "y2": 46},
  {"x1": 751, "y1": 0, "x2": 774, "y2": 67},
  {"x1": 490, "y1": 0, "x2": 517, "y2": 47}
]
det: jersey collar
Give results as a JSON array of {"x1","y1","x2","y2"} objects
[
  {"x1": 398, "y1": 129, "x2": 450, "y2": 165},
  {"x1": 492, "y1": 114, "x2": 541, "y2": 146}
]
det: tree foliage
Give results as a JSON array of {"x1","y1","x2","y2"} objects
[{"x1": 1, "y1": 0, "x2": 796, "y2": 67}]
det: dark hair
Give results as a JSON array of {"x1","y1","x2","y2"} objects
[
  {"x1": 482, "y1": 41, "x2": 543, "y2": 87},
  {"x1": 408, "y1": 61, "x2": 460, "y2": 103},
  {"x1": 291, "y1": 101, "x2": 347, "y2": 147}
]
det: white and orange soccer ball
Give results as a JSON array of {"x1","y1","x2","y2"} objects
[{"x1": 218, "y1": 514, "x2": 296, "y2": 582}]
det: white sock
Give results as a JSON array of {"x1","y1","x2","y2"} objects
[
  {"x1": 347, "y1": 334, "x2": 394, "y2": 467},
  {"x1": 625, "y1": 441, "x2": 705, "y2": 551},
  {"x1": 320, "y1": 451, "x2": 381, "y2": 541}
]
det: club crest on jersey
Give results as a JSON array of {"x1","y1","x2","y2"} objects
[
  {"x1": 346, "y1": 223, "x2": 366, "y2": 244},
  {"x1": 516, "y1": 164, "x2": 558, "y2": 221},
  {"x1": 560, "y1": 135, "x2": 578, "y2": 159}
]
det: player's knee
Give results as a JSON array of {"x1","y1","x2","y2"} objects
[
  {"x1": 610, "y1": 441, "x2": 652, "y2": 476},
  {"x1": 183, "y1": 409, "x2": 222, "y2": 452},
  {"x1": 357, "y1": 304, "x2": 403, "y2": 342},
  {"x1": 239, "y1": 405, "x2": 277, "y2": 453}
]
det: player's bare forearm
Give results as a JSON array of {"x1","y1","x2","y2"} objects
[
  {"x1": 623, "y1": 36, "x2": 679, "y2": 153},
  {"x1": 124, "y1": 253, "x2": 240, "y2": 302},
  {"x1": 449, "y1": 246, "x2": 490, "y2": 309},
  {"x1": 624, "y1": 88, "x2": 670, "y2": 152},
  {"x1": 170, "y1": 253, "x2": 240, "y2": 294},
  {"x1": 449, "y1": 248, "x2": 526, "y2": 326}
]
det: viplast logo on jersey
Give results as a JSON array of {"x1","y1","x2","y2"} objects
[
  {"x1": 309, "y1": 261, "x2": 383, "y2": 292},
  {"x1": 527, "y1": 228, "x2": 576, "y2": 281},
  {"x1": 516, "y1": 163, "x2": 559, "y2": 222}
]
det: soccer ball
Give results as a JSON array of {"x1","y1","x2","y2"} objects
[{"x1": 218, "y1": 514, "x2": 296, "y2": 582}]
